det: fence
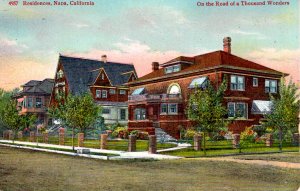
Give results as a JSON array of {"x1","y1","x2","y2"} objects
[{"x1": 1, "y1": 130, "x2": 299, "y2": 157}]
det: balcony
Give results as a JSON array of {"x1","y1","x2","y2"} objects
[{"x1": 128, "y1": 94, "x2": 182, "y2": 103}]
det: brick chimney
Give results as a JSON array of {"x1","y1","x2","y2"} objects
[
  {"x1": 152, "y1": 62, "x2": 159, "y2": 71},
  {"x1": 101, "y1": 55, "x2": 107, "y2": 63},
  {"x1": 223, "y1": 37, "x2": 231, "y2": 54}
]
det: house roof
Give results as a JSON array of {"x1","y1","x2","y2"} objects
[
  {"x1": 59, "y1": 55, "x2": 137, "y2": 95},
  {"x1": 16, "y1": 78, "x2": 54, "y2": 97},
  {"x1": 137, "y1": 51, "x2": 285, "y2": 82}
]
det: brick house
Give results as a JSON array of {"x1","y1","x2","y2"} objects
[
  {"x1": 50, "y1": 55, "x2": 137, "y2": 125},
  {"x1": 14, "y1": 78, "x2": 54, "y2": 126},
  {"x1": 127, "y1": 37, "x2": 286, "y2": 139}
]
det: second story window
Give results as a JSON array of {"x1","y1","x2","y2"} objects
[
  {"x1": 253, "y1": 77, "x2": 258, "y2": 87},
  {"x1": 230, "y1": 75, "x2": 245, "y2": 91},
  {"x1": 102, "y1": 90, "x2": 107, "y2": 98},
  {"x1": 265, "y1": 79, "x2": 277, "y2": 93},
  {"x1": 96, "y1": 90, "x2": 101, "y2": 98},
  {"x1": 119, "y1": 90, "x2": 126, "y2": 95},
  {"x1": 160, "y1": 103, "x2": 178, "y2": 114},
  {"x1": 134, "y1": 108, "x2": 146, "y2": 120},
  {"x1": 109, "y1": 89, "x2": 116, "y2": 94},
  {"x1": 27, "y1": 97, "x2": 33, "y2": 108},
  {"x1": 35, "y1": 98, "x2": 42, "y2": 108},
  {"x1": 164, "y1": 64, "x2": 181, "y2": 74}
]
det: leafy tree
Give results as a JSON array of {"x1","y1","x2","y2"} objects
[
  {"x1": 49, "y1": 93, "x2": 102, "y2": 150},
  {"x1": 263, "y1": 78, "x2": 300, "y2": 151},
  {"x1": 187, "y1": 79, "x2": 228, "y2": 155},
  {"x1": 0, "y1": 98, "x2": 37, "y2": 143}
]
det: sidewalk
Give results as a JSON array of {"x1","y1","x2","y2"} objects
[
  {"x1": 0, "y1": 140, "x2": 182, "y2": 160},
  {"x1": 192, "y1": 157, "x2": 300, "y2": 169}
]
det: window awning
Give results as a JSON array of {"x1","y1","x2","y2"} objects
[
  {"x1": 251, "y1": 100, "x2": 272, "y2": 114},
  {"x1": 132, "y1": 87, "x2": 145, "y2": 95},
  {"x1": 189, "y1": 76, "x2": 208, "y2": 88}
]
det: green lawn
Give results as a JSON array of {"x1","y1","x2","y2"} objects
[{"x1": 0, "y1": 145, "x2": 299, "y2": 191}]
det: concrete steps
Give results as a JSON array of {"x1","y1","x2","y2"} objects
[{"x1": 155, "y1": 128, "x2": 177, "y2": 142}]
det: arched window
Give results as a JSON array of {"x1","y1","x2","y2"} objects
[{"x1": 167, "y1": 83, "x2": 181, "y2": 94}]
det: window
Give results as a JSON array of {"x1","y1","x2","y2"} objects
[
  {"x1": 168, "y1": 104, "x2": 178, "y2": 114},
  {"x1": 134, "y1": 108, "x2": 146, "y2": 120},
  {"x1": 160, "y1": 103, "x2": 178, "y2": 114},
  {"x1": 253, "y1": 77, "x2": 258, "y2": 87},
  {"x1": 265, "y1": 79, "x2": 277, "y2": 93},
  {"x1": 101, "y1": 73, "x2": 105, "y2": 80},
  {"x1": 167, "y1": 83, "x2": 181, "y2": 94},
  {"x1": 227, "y1": 102, "x2": 247, "y2": 118},
  {"x1": 102, "y1": 108, "x2": 110, "y2": 114},
  {"x1": 164, "y1": 64, "x2": 181, "y2": 74},
  {"x1": 119, "y1": 90, "x2": 126, "y2": 95},
  {"x1": 161, "y1": 104, "x2": 168, "y2": 113},
  {"x1": 36, "y1": 98, "x2": 42, "y2": 108},
  {"x1": 109, "y1": 89, "x2": 116, "y2": 94},
  {"x1": 120, "y1": 109, "x2": 126, "y2": 120},
  {"x1": 96, "y1": 90, "x2": 101, "y2": 98},
  {"x1": 230, "y1": 75, "x2": 245, "y2": 91},
  {"x1": 27, "y1": 97, "x2": 33, "y2": 108},
  {"x1": 102, "y1": 90, "x2": 107, "y2": 98},
  {"x1": 57, "y1": 70, "x2": 64, "y2": 79}
]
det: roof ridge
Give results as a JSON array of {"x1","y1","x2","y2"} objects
[{"x1": 60, "y1": 54, "x2": 133, "y2": 66}]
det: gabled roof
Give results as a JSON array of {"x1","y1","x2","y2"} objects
[
  {"x1": 137, "y1": 51, "x2": 285, "y2": 82},
  {"x1": 59, "y1": 55, "x2": 137, "y2": 95}
]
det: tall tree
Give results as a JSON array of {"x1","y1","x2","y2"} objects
[
  {"x1": 49, "y1": 93, "x2": 102, "y2": 150},
  {"x1": 187, "y1": 79, "x2": 228, "y2": 155},
  {"x1": 263, "y1": 78, "x2": 300, "y2": 151}
]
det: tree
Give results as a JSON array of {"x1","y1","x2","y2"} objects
[
  {"x1": 49, "y1": 93, "x2": 102, "y2": 150},
  {"x1": 263, "y1": 78, "x2": 300, "y2": 151},
  {"x1": 187, "y1": 79, "x2": 228, "y2": 155},
  {"x1": 0, "y1": 98, "x2": 36, "y2": 143}
]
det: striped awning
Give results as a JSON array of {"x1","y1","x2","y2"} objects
[
  {"x1": 132, "y1": 87, "x2": 145, "y2": 95},
  {"x1": 251, "y1": 100, "x2": 272, "y2": 114}
]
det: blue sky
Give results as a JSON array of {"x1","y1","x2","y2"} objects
[{"x1": 0, "y1": 0, "x2": 299, "y2": 89}]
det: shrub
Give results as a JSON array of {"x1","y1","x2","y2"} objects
[
  {"x1": 240, "y1": 126, "x2": 257, "y2": 147},
  {"x1": 184, "y1": 129, "x2": 200, "y2": 140},
  {"x1": 112, "y1": 127, "x2": 128, "y2": 139},
  {"x1": 129, "y1": 130, "x2": 149, "y2": 140}
]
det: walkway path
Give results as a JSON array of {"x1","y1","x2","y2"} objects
[
  {"x1": 192, "y1": 157, "x2": 300, "y2": 169},
  {"x1": 0, "y1": 140, "x2": 182, "y2": 160}
]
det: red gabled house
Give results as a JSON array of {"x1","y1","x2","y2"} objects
[{"x1": 127, "y1": 37, "x2": 286, "y2": 139}]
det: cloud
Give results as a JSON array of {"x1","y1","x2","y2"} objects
[
  {"x1": 0, "y1": 38, "x2": 28, "y2": 55},
  {"x1": 247, "y1": 48, "x2": 300, "y2": 82},
  {"x1": 70, "y1": 23, "x2": 90, "y2": 28},
  {"x1": 230, "y1": 30, "x2": 266, "y2": 39},
  {"x1": 66, "y1": 39, "x2": 192, "y2": 77}
]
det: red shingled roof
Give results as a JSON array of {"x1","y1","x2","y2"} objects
[{"x1": 138, "y1": 51, "x2": 283, "y2": 81}]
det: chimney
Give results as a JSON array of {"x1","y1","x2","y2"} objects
[
  {"x1": 101, "y1": 55, "x2": 107, "y2": 63},
  {"x1": 152, "y1": 62, "x2": 159, "y2": 71},
  {"x1": 223, "y1": 37, "x2": 231, "y2": 54}
]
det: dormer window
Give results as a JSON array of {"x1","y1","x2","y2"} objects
[
  {"x1": 57, "y1": 70, "x2": 64, "y2": 79},
  {"x1": 164, "y1": 64, "x2": 181, "y2": 74}
]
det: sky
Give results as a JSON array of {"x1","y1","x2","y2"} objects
[{"x1": 0, "y1": 0, "x2": 299, "y2": 90}]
